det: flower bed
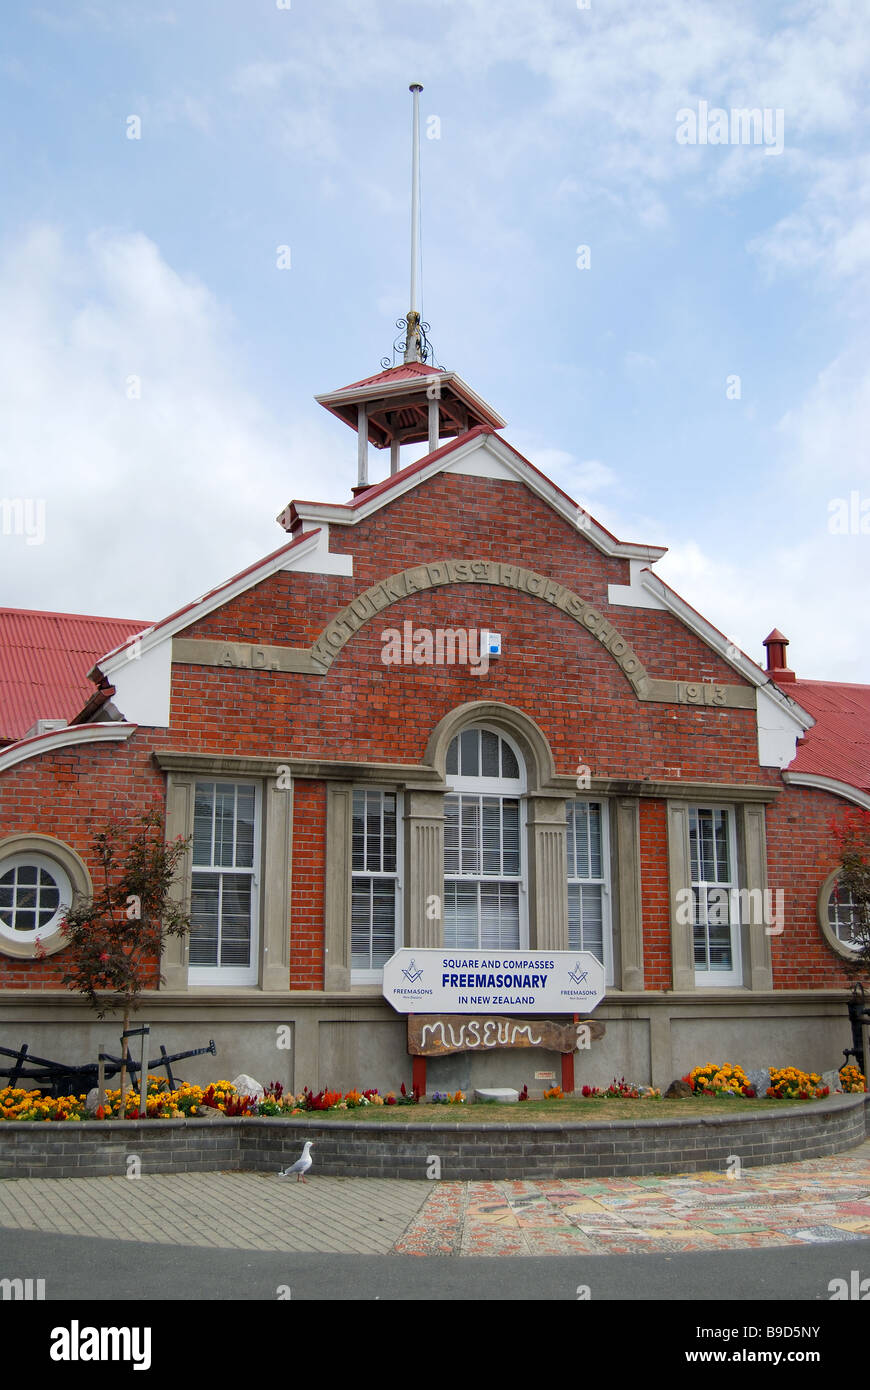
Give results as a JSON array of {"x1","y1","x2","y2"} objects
[
  {"x1": 0, "y1": 1064, "x2": 864, "y2": 1122},
  {"x1": 681, "y1": 1062, "x2": 865, "y2": 1101}
]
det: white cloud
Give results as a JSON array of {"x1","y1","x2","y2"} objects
[{"x1": 0, "y1": 226, "x2": 350, "y2": 621}]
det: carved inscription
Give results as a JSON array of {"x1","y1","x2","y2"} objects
[
  {"x1": 310, "y1": 559, "x2": 648, "y2": 692},
  {"x1": 407, "y1": 1013, "x2": 606, "y2": 1056},
  {"x1": 172, "y1": 562, "x2": 758, "y2": 709}
]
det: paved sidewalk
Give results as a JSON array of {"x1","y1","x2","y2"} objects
[
  {"x1": 0, "y1": 1172, "x2": 428, "y2": 1255},
  {"x1": 0, "y1": 1142, "x2": 868, "y2": 1257},
  {"x1": 397, "y1": 1142, "x2": 870, "y2": 1255}
]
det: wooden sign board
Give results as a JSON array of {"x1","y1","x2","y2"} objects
[{"x1": 408, "y1": 1015, "x2": 605, "y2": 1057}]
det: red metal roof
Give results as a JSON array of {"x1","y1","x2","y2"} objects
[
  {"x1": 337, "y1": 362, "x2": 445, "y2": 392},
  {"x1": 787, "y1": 679, "x2": 870, "y2": 792},
  {"x1": 0, "y1": 608, "x2": 148, "y2": 744}
]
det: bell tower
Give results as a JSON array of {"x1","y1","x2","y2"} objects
[{"x1": 314, "y1": 85, "x2": 505, "y2": 494}]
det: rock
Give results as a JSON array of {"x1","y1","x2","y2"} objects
[
  {"x1": 191, "y1": 1105, "x2": 228, "y2": 1121},
  {"x1": 474, "y1": 1087, "x2": 519, "y2": 1104},
  {"x1": 230, "y1": 1073, "x2": 264, "y2": 1100},
  {"x1": 85, "y1": 1087, "x2": 101, "y2": 1113},
  {"x1": 745, "y1": 1068, "x2": 770, "y2": 1095},
  {"x1": 665, "y1": 1079, "x2": 693, "y2": 1099},
  {"x1": 822, "y1": 1069, "x2": 840, "y2": 1092}
]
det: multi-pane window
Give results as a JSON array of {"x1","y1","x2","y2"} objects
[
  {"x1": 828, "y1": 879, "x2": 862, "y2": 950},
  {"x1": 443, "y1": 727, "x2": 525, "y2": 951},
  {"x1": 352, "y1": 790, "x2": 400, "y2": 973},
  {"x1": 689, "y1": 806, "x2": 741, "y2": 984},
  {"x1": 0, "y1": 855, "x2": 71, "y2": 941},
  {"x1": 189, "y1": 782, "x2": 259, "y2": 983},
  {"x1": 566, "y1": 801, "x2": 609, "y2": 972}
]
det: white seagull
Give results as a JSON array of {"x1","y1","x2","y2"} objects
[{"x1": 278, "y1": 1141, "x2": 314, "y2": 1183}]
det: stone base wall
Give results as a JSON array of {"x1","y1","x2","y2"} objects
[
  {"x1": 1, "y1": 1094, "x2": 866, "y2": 1183},
  {"x1": 0, "y1": 991, "x2": 856, "y2": 1095}
]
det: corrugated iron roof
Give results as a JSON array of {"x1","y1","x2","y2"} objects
[
  {"x1": 0, "y1": 608, "x2": 149, "y2": 744},
  {"x1": 338, "y1": 362, "x2": 445, "y2": 392},
  {"x1": 787, "y1": 679, "x2": 870, "y2": 792}
]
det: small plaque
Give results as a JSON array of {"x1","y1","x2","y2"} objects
[{"x1": 534, "y1": 1071, "x2": 556, "y2": 1081}]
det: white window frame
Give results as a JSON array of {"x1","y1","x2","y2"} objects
[
  {"x1": 188, "y1": 779, "x2": 261, "y2": 988},
  {"x1": 443, "y1": 726, "x2": 529, "y2": 952},
  {"x1": 690, "y1": 804, "x2": 743, "y2": 988},
  {"x1": 818, "y1": 869, "x2": 865, "y2": 959},
  {"x1": 0, "y1": 852, "x2": 72, "y2": 946},
  {"x1": 566, "y1": 798, "x2": 613, "y2": 986},
  {"x1": 350, "y1": 787, "x2": 403, "y2": 984}
]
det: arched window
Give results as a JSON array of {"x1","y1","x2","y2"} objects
[{"x1": 443, "y1": 726, "x2": 526, "y2": 951}]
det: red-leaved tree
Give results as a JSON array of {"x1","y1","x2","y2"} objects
[
  {"x1": 828, "y1": 807, "x2": 870, "y2": 990},
  {"x1": 57, "y1": 809, "x2": 191, "y2": 1103}
]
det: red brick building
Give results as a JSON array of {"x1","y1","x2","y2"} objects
[{"x1": 1, "y1": 352, "x2": 867, "y2": 1092}]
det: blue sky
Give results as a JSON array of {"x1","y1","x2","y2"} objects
[{"x1": 1, "y1": 0, "x2": 868, "y2": 679}]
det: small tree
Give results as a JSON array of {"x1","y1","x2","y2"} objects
[
  {"x1": 57, "y1": 808, "x2": 191, "y2": 1105},
  {"x1": 828, "y1": 807, "x2": 870, "y2": 991}
]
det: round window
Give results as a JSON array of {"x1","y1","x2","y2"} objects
[
  {"x1": 818, "y1": 869, "x2": 865, "y2": 960},
  {"x1": 0, "y1": 853, "x2": 72, "y2": 945}
]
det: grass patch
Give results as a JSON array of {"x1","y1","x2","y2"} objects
[{"x1": 284, "y1": 1096, "x2": 813, "y2": 1123}]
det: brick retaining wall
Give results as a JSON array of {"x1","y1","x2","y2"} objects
[{"x1": 0, "y1": 1094, "x2": 866, "y2": 1182}]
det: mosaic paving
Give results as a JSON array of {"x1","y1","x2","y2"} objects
[{"x1": 392, "y1": 1141, "x2": 870, "y2": 1256}]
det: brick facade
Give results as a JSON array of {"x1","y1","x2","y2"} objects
[{"x1": 0, "y1": 428, "x2": 861, "y2": 1087}]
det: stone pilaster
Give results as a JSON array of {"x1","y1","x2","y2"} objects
[
  {"x1": 527, "y1": 795, "x2": 569, "y2": 950},
  {"x1": 667, "y1": 800, "x2": 695, "y2": 991},
  {"x1": 404, "y1": 789, "x2": 445, "y2": 948},
  {"x1": 162, "y1": 773, "x2": 193, "y2": 989},
  {"x1": 739, "y1": 803, "x2": 774, "y2": 991},
  {"x1": 261, "y1": 778, "x2": 293, "y2": 990},
  {"x1": 323, "y1": 783, "x2": 354, "y2": 990},
  {"x1": 614, "y1": 797, "x2": 644, "y2": 990}
]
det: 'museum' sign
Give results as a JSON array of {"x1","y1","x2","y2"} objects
[
  {"x1": 407, "y1": 1014, "x2": 606, "y2": 1056},
  {"x1": 383, "y1": 949, "x2": 605, "y2": 1015}
]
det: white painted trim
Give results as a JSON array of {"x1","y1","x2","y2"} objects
[
  {"x1": 188, "y1": 778, "x2": 262, "y2": 988},
  {"x1": 782, "y1": 772, "x2": 870, "y2": 811},
  {"x1": 279, "y1": 526, "x2": 354, "y2": 577},
  {"x1": 106, "y1": 639, "x2": 172, "y2": 728},
  {"x1": 638, "y1": 570, "x2": 778, "y2": 694},
  {"x1": 292, "y1": 432, "x2": 668, "y2": 563},
  {"x1": 0, "y1": 723, "x2": 137, "y2": 775},
  {"x1": 0, "y1": 851, "x2": 73, "y2": 945},
  {"x1": 637, "y1": 567, "x2": 813, "y2": 769},
  {"x1": 99, "y1": 528, "x2": 342, "y2": 676},
  {"x1": 93, "y1": 528, "x2": 353, "y2": 724},
  {"x1": 608, "y1": 559, "x2": 669, "y2": 610},
  {"x1": 448, "y1": 450, "x2": 517, "y2": 481},
  {"x1": 350, "y1": 786, "x2": 404, "y2": 983},
  {"x1": 316, "y1": 370, "x2": 507, "y2": 429},
  {"x1": 567, "y1": 797, "x2": 614, "y2": 988},
  {"x1": 757, "y1": 686, "x2": 806, "y2": 769},
  {"x1": 691, "y1": 805, "x2": 744, "y2": 989}
]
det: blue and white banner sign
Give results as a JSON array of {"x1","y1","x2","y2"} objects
[{"x1": 382, "y1": 949, "x2": 605, "y2": 1015}]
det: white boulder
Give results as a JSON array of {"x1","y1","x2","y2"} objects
[{"x1": 231, "y1": 1073, "x2": 265, "y2": 1100}]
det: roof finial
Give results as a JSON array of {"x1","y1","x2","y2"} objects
[{"x1": 404, "y1": 83, "x2": 424, "y2": 364}]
